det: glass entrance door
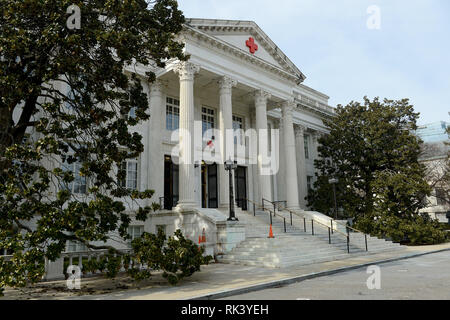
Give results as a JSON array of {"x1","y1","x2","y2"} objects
[
  {"x1": 201, "y1": 163, "x2": 218, "y2": 209},
  {"x1": 235, "y1": 166, "x2": 247, "y2": 211},
  {"x1": 164, "y1": 156, "x2": 178, "y2": 210}
]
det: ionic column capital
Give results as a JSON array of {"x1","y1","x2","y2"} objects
[
  {"x1": 254, "y1": 89, "x2": 271, "y2": 106},
  {"x1": 218, "y1": 76, "x2": 237, "y2": 93},
  {"x1": 282, "y1": 99, "x2": 297, "y2": 119},
  {"x1": 294, "y1": 124, "x2": 307, "y2": 137},
  {"x1": 173, "y1": 61, "x2": 200, "y2": 81},
  {"x1": 282, "y1": 98, "x2": 297, "y2": 110}
]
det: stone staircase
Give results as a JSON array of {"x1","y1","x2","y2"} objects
[{"x1": 217, "y1": 208, "x2": 406, "y2": 268}]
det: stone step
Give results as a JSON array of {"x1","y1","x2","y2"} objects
[
  {"x1": 231, "y1": 244, "x2": 400, "y2": 258},
  {"x1": 218, "y1": 250, "x2": 369, "y2": 268},
  {"x1": 219, "y1": 210, "x2": 404, "y2": 268},
  {"x1": 227, "y1": 249, "x2": 361, "y2": 260}
]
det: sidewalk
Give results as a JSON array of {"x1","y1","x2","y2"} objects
[{"x1": 3, "y1": 243, "x2": 450, "y2": 300}]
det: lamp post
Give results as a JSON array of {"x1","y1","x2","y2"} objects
[
  {"x1": 329, "y1": 177, "x2": 338, "y2": 220},
  {"x1": 224, "y1": 159, "x2": 238, "y2": 221}
]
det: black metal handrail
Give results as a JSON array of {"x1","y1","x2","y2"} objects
[
  {"x1": 262, "y1": 198, "x2": 288, "y2": 217},
  {"x1": 281, "y1": 208, "x2": 369, "y2": 254},
  {"x1": 244, "y1": 199, "x2": 370, "y2": 252},
  {"x1": 247, "y1": 198, "x2": 287, "y2": 233},
  {"x1": 272, "y1": 200, "x2": 287, "y2": 211}
]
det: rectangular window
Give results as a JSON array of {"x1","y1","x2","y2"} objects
[
  {"x1": 233, "y1": 115, "x2": 244, "y2": 145},
  {"x1": 119, "y1": 159, "x2": 138, "y2": 190},
  {"x1": 66, "y1": 241, "x2": 87, "y2": 253},
  {"x1": 62, "y1": 160, "x2": 87, "y2": 194},
  {"x1": 127, "y1": 226, "x2": 144, "y2": 247},
  {"x1": 436, "y1": 188, "x2": 447, "y2": 206},
  {"x1": 304, "y1": 135, "x2": 310, "y2": 159},
  {"x1": 202, "y1": 106, "x2": 215, "y2": 140},
  {"x1": 166, "y1": 97, "x2": 180, "y2": 131},
  {"x1": 307, "y1": 176, "x2": 313, "y2": 193}
]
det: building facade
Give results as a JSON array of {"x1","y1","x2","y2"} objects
[
  {"x1": 417, "y1": 121, "x2": 450, "y2": 222},
  {"x1": 115, "y1": 18, "x2": 334, "y2": 251},
  {"x1": 13, "y1": 19, "x2": 336, "y2": 273},
  {"x1": 133, "y1": 18, "x2": 333, "y2": 213}
]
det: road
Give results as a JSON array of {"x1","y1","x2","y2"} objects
[{"x1": 221, "y1": 250, "x2": 450, "y2": 300}]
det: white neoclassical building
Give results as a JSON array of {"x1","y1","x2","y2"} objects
[
  {"x1": 14, "y1": 18, "x2": 340, "y2": 275},
  {"x1": 5, "y1": 18, "x2": 409, "y2": 280},
  {"x1": 132, "y1": 18, "x2": 334, "y2": 212},
  {"x1": 108, "y1": 18, "x2": 336, "y2": 256}
]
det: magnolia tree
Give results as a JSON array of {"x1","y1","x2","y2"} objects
[
  {"x1": 307, "y1": 97, "x2": 448, "y2": 245},
  {"x1": 0, "y1": 0, "x2": 211, "y2": 294}
]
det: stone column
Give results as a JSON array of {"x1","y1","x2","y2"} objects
[
  {"x1": 276, "y1": 118, "x2": 286, "y2": 202},
  {"x1": 218, "y1": 76, "x2": 237, "y2": 208},
  {"x1": 254, "y1": 89, "x2": 272, "y2": 202},
  {"x1": 282, "y1": 99, "x2": 300, "y2": 209},
  {"x1": 174, "y1": 61, "x2": 200, "y2": 211},
  {"x1": 147, "y1": 80, "x2": 164, "y2": 205},
  {"x1": 295, "y1": 125, "x2": 308, "y2": 209}
]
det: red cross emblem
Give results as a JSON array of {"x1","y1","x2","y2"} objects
[{"x1": 246, "y1": 37, "x2": 258, "y2": 54}]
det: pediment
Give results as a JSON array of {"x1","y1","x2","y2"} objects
[{"x1": 184, "y1": 19, "x2": 306, "y2": 82}]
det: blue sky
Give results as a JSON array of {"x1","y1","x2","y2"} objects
[{"x1": 178, "y1": 0, "x2": 450, "y2": 125}]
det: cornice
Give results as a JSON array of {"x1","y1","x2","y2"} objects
[{"x1": 294, "y1": 97, "x2": 335, "y2": 119}]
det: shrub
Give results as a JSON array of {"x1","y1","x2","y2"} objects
[
  {"x1": 355, "y1": 213, "x2": 448, "y2": 245},
  {"x1": 83, "y1": 229, "x2": 212, "y2": 285}
]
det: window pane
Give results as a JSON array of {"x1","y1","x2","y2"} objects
[
  {"x1": 127, "y1": 161, "x2": 138, "y2": 190},
  {"x1": 166, "y1": 98, "x2": 180, "y2": 131}
]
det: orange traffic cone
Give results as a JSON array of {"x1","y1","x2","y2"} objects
[
  {"x1": 268, "y1": 224, "x2": 274, "y2": 238},
  {"x1": 201, "y1": 228, "x2": 206, "y2": 243},
  {"x1": 198, "y1": 236, "x2": 202, "y2": 252}
]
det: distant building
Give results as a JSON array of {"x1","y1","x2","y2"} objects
[
  {"x1": 416, "y1": 121, "x2": 449, "y2": 222},
  {"x1": 416, "y1": 121, "x2": 449, "y2": 143}
]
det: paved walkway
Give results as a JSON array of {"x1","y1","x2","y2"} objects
[
  {"x1": 221, "y1": 250, "x2": 450, "y2": 300},
  {"x1": 3, "y1": 243, "x2": 450, "y2": 300}
]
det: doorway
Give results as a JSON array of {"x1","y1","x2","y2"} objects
[
  {"x1": 235, "y1": 166, "x2": 247, "y2": 211},
  {"x1": 201, "y1": 162, "x2": 218, "y2": 208},
  {"x1": 163, "y1": 156, "x2": 179, "y2": 210}
]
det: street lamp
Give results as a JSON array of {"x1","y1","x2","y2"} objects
[
  {"x1": 224, "y1": 159, "x2": 238, "y2": 221},
  {"x1": 328, "y1": 177, "x2": 338, "y2": 220}
]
